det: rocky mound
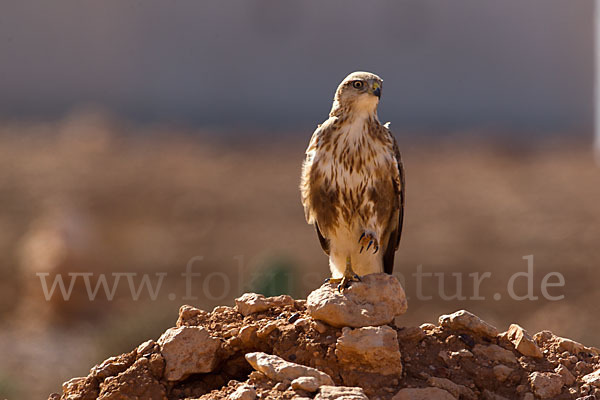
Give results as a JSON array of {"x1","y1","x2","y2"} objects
[{"x1": 50, "y1": 274, "x2": 600, "y2": 400}]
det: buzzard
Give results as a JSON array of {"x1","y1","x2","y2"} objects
[{"x1": 300, "y1": 71, "x2": 405, "y2": 289}]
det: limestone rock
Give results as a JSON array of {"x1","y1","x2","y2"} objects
[
  {"x1": 307, "y1": 273, "x2": 407, "y2": 328},
  {"x1": 235, "y1": 293, "x2": 294, "y2": 316},
  {"x1": 245, "y1": 352, "x2": 334, "y2": 387},
  {"x1": 529, "y1": 371, "x2": 563, "y2": 399},
  {"x1": 558, "y1": 337, "x2": 586, "y2": 354},
  {"x1": 157, "y1": 326, "x2": 220, "y2": 381},
  {"x1": 582, "y1": 369, "x2": 600, "y2": 387},
  {"x1": 176, "y1": 304, "x2": 210, "y2": 327},
  {"x1": 392, "y1": 387, "x2": 457, "y2": 400},
  {"x1": 335, "y1": 326, "x2": 403, "y2": 376},
  {"x1": 438, "y1": 310, "x2": 498, "y2": 338},
  {"x1": 315, "y1": 385, "x2": 368, "y2": 400},
  {"x1": 473, "y1": 344, "x2": 517, "y2": 364},
  {"x1": 291, "y1": 377, "x2": 320, "y2": 392},
  {"x1": 506, "y1": 324, "x2": 542, "y2": 358},
  {"x1": 229, "y1": 384, "x2": 257, "y2": 400}
]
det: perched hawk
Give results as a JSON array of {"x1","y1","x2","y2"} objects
[{"x1": 300, "y1": 71, "x2": 405, "y2": 289}]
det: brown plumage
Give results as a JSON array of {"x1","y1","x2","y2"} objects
[{"x1": 300, "y1": 71, "x2": 405, "y2": 282}]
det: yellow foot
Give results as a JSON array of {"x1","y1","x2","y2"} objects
[{"x1": 328, "y1": 274, "x2": 361, "y2": 292}]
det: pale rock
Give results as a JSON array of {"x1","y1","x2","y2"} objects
[
  {"x1": 506, "y1": 324, "x2": 542, "y2": 358},
  {"x1": 315, "y1": 385, "x2": 369, "y2": 400},
  {"x1": 420, "y1": 323, "x2": 437, "y2": 331},
  {"x1": 522, "y1": 393, "x2": 535, "y2": 400},
  {"x1": 177, "y1": 304, "x2": 210, "y2": 324},
  {"x1": 555, "y1": 364, "x2": 575, "y2": 386},
  {"x1": 245, "y1": 352, "x2": 334, "y2": 387},
  {"x1": 62, "y1": 377, "x2": 87, "y2": 393},
  {"x1": 235, "y1": 293, "x2": 294, "y2": 316},
  {"x1": 473, "y1": 344, "x2": 517, "y2": 364},
  {"x1": 313, "y1": 320, "x2": 328, "y2": 334},
  {"x1": 453, "y1": 349, "x2": 473, "y2": 358},
  {"x1": 212, "y1": 305, "x2": 234, "y2": 314},
  {"x1": 239, "y1": 325, "x2": 258, "y2": 345},
  {"x1": 229, "y1": 384, "x2": 257, "y2": 400},
  {"x1": 529, "y1": 371, "x2": 564, "y2": 399},
  {"x1": 493, "y1": 365, "x2": 513, "y2": 382},
  {"x1": 307, "y1": 273, "x2": 407, "y2": 328},
  {"x1": 558, "y1": 337, "x2": 585, "y2": 354},
  {"x1": 582, "y1": 368, "x2": 600, "y2": 387},
  {"x1": 294, "y1": 318, "x2": 311, "y2": 329},
  {"x1": 256, "y1": 322, "x2": 278, "y2": 339},
  {"x1": 335, "y1": 326, "x2": 403, "y2": 375},
  {"x1": 157, "y1": 326, "x2": 220, "y2": 381},
  {"x1": 427, "y1": 376, "x2": 476, "y2": 400},
  {"x1": 534, "y1": 331, "x2": 595, "y2": 355},
  {"x1": 291, "y1": 376, "x2": 320, "y2": 392},
  {"x1": 438, "y1": 310, "x2": 498, "y2": 338},
  {"x1": 392, "y1": 387, "x2": 456, "y2": 400},
  {"x1": 136, "y1": 339, "x2": 157, "y2": 355}
]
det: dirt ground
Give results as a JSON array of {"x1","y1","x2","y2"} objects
[{"x1": 52, "y1": 294, "x2": 600, "y2": 399}]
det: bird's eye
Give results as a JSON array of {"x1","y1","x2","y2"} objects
[{"x1": 352, "y1": 81, "x2": 364, "y2": 89}]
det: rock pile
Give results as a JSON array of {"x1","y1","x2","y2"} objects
[{"x1": 50, "y1": 273, "x2": 600, "y2": 400}]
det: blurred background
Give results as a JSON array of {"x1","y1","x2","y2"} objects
[{"x1": 0, "y1": 0, "x2": 598, "y2": 398}]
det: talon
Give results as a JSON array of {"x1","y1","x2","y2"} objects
[
  {"x1": 358, "y1": 232, "x2": 365, "y2": 243},
  {"x1": 328, "y1": 277, "x2": 342, "y2": 286},
  {"x1": 366, "y1": 240, "x2": 373, "y2": 251},
  {"x1": 359, "y1": 246, "x2": 364, "y2": 253},
  {"x1": 373, "y1": 245, "x2": 379, "y2": 254},
  {"x1": 353, "y1": 274, "x2": 361, "y2": 281}
]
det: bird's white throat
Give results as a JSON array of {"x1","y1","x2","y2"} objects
[{"x1": 352, "y1": 94, "x2": 379, "y2": 116}]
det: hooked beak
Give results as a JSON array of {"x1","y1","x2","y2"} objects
[{"x1": 372, "y1": 82, "x2": 381, "y2": 98}]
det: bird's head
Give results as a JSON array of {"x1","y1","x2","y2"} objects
[{"x1": 330, "y1": 71, "x2": 383, "y2": 118}]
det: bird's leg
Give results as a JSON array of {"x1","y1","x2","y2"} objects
[
  {"x1": 328, "y1": 256, "x2": 361, "y2": 291},
  {"x1": 339, "y1": 256, "x2": 361, "y2": 291}
]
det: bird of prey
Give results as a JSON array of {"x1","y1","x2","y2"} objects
[{"x1": 300, "y1": 71, "x2": 405, "y2": 289}]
